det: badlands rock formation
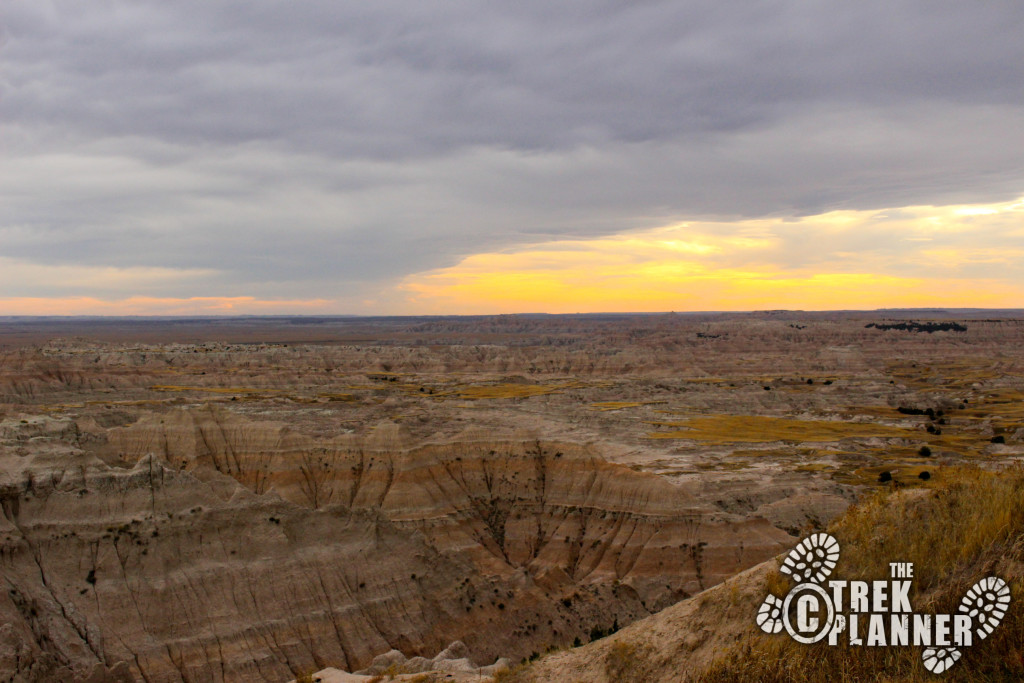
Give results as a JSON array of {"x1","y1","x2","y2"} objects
[
  {"x1": 0, "y1": 311, "x2": 1019, "y2": 681},
  {"x1": 104, "y1": 407, "x2": 789, "y2": 598},
  {"x1": 0, "y1": 408, "x2": 789, "y2": 682}
]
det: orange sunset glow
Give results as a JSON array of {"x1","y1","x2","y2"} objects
[{"x1": 397, "y1": 197, "x2": 1024, "y2": 314}]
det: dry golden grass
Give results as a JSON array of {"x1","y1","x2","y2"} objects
[
  {"x1": 493, "y1": 663, "x2": 529, "y2": 682},
  {"x1": 491, "y1": 667, "x2": 515, "y2": 681},
  {"x1": 763, "y1": 567, "x2": 790, "y2": 598},
  {"x1": 458, "y1": 383, "x2": 562, "y2": 400},
  {"x1": 699, "y1": 465, "x2": 1024, "y2": 682},
  {"x1": 962, "y1": 388, "x2": 1024, "y2": 430},
  {"x1": 885, "y1": 359, "x2": 1005, "y2": 391},
  {"x1": 646, "y1": 415, "x2": 917, "y2": 443},
  {"x1": 832, "y1": 462, "x2": 937, "y2": 487},
  {"x1": 604, "y1": 639, "x2": 655, "y2": 683},
  {"x1": 590, "y1": 401, "x2": 651, "y2": 411}
]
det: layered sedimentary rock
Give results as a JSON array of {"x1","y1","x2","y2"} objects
[
  {"x1": 0, "y1": 447, "x2": 480, "y2": 681},
  {"x1": 105, "y1": 407, "x2": 791, "y2": 600},
  {"x1": 0, "y1": 408, "x2": 790, "y2": 681}
]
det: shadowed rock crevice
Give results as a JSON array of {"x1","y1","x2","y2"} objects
[{"x1": 105, "y1": 408, "x2": 790, "y2": 592}]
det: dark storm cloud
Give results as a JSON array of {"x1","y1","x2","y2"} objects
[{"x1": 2, "y1": 0, "x2": 1024, "y2": 305}]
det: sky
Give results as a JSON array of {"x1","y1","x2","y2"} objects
[{"x1": 3, "y1": 0, "x2": 1024, "y2": 315}]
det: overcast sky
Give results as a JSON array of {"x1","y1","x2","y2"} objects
[{"x1": 3, "y1": 0, "x2": 1024, "y2": 314}]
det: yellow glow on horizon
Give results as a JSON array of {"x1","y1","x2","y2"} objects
[
  {"x1": 402, "y1": 263, "x2": 1022, "y2": 314},
  {"x1": 399, "y1": 195, "x2": 1024, "y2": 314}
]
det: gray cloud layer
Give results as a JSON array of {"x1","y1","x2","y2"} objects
[{"x1": 3, "y1": 0, "x2": 1024, "y2": 306}]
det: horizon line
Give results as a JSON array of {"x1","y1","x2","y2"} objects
[{"x1": 3, "y1": 307, "x2": 1024, "y2": 321}]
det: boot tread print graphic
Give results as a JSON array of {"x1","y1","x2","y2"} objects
[
  {"x1": 959, "y1": 576, "x2": 1011, "y2": 640},
  {"x1": 779, "y1": 532, "x2": 840, "y2": 583},
  {"x1": 757, "y1": 532, "x2": 840, "y2": 636},
  {"x1": 757, "y1": 532, "x2": 1011, "y2": 675},
  {"x1": 921, "y1": 646, "x2": 961, "y2": 674},
  {"x1": 755, "y1": 593, "x2": 785, "y2": 634},
  {"x1": 922, "y1": 576, "x2": 1010, "y2": 673}
]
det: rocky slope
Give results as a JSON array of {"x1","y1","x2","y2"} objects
[
  {"x1": 512, "y1": 467, "x2": 1024, "y2": 682},
  {"x1": 0, "y1": 409, "x2": 790, "y2": 682},
  {"x1": 505, "y1": 556, "x2": 779, "y2": 683}
]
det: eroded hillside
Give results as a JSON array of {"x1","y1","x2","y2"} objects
[{"x1": 0, "y1": 410, "x2": 789, "y2": 682}]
